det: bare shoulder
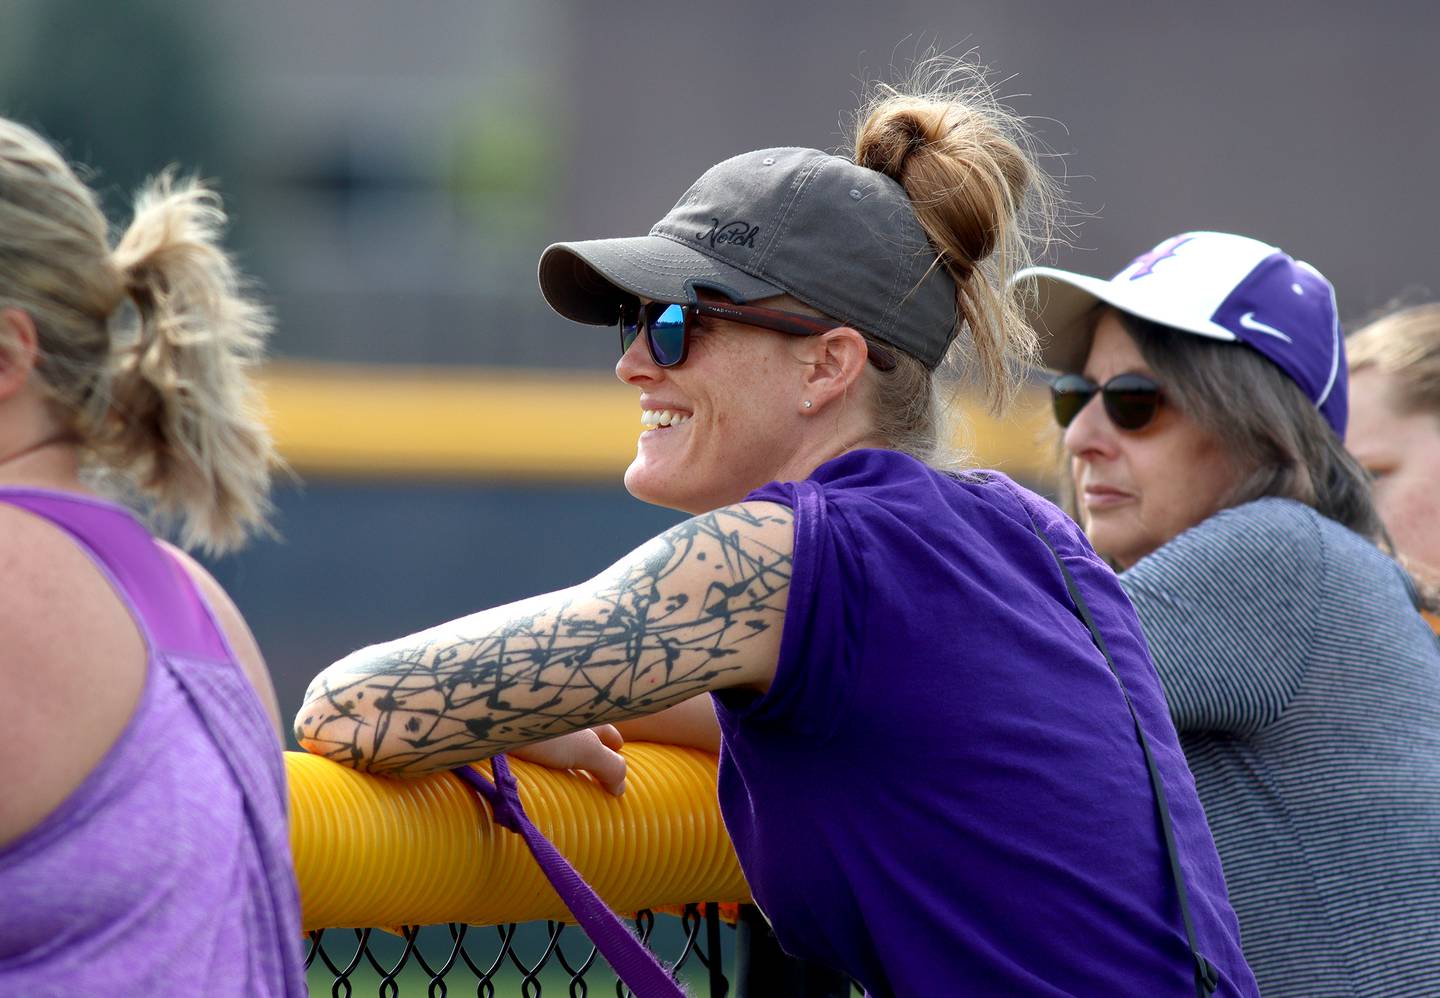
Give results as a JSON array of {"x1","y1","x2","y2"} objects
[
  {"x1": 592, "y1": 500, "x2": 796, "y2": 658},
  {"x1": 688, "y1": 500, "x2": 793, "y2": 539},
  {"x1": 714, "y1": 500, "x2": 793, "y2": 538},
  {"x1": 619, "y1": 500, "x2": 795, "y2": 582},
  {"x1": 0, "y1": 503, "x2": 147, "y2": 845},
  {"x1": 160, "y1": 542, "x2": 284, "y2": 741}
]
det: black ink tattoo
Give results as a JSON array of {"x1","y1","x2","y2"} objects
[{"x1": 295, "y1": 504, "x2": 793, "y2": 775}]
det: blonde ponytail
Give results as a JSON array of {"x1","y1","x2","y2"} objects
[
  {"x1": 853, "y1": 60, "x2": 1058, "y2": 417},
  {"x1": 97, "y1": 173, "x2": 277, "y2": 553},
  {"x1": 0, "y1": 116, "x2": 277, "y2": 553}
]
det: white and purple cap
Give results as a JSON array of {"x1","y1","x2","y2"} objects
[{"x1": 1012, "y1": 231, "x2": 1348, "y2": 436}]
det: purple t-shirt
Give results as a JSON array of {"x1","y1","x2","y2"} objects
[{"x1": 714, "y1": 450, "x2": 1256, "y2": 997}]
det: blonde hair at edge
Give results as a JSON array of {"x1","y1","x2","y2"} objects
[
  {"x1": 1348, "y1": 303, "x2": 1440, "y2": 416},
  {"x1": 0, "y1": 119, "x2": 276, "y2": 554},
  {"x1": 1348, "y1": 303, "x2": 1440, "y2": 613},
  {"x1": 839, "y1": 61, "x2": 1058, "y2": 466}
]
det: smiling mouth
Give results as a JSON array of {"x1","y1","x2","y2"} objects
[{"x1": 640, "y1": 409, "x2": 692, "y2": 431}]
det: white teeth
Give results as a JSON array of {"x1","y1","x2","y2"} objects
[{"x1": 640, "y1": 409, "x2": 692, "y2": 429}]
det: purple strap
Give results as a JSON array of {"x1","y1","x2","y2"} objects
[{"x1": 453, "y1": 757, "x2": 688, "y2": 997}]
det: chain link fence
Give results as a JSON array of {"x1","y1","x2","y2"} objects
[
  {"x1": 305, "y1": 905, "x2": 728, "y2": 997},
  {"x1": 304, "y1": 904, "x2": 864, "y2": 997}
]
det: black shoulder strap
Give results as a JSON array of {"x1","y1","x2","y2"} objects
[{"x1": 1030, "y1": 522, "x2": 1219, "y2": 998}]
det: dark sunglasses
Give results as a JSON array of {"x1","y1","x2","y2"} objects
[
  {"x1": 619, "y1": 300, "x2": 897, "y2": 372},
  {"x1": 1051, "y1": 372, "x2": 1165, "y2": 431}
]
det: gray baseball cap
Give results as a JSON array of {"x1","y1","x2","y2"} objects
[{"x1": 537, "y1": 147, "x2": 959, "y2": 369}]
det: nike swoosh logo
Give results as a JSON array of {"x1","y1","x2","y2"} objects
[{"x1": 1239, "y1": 312, "x2": 1293, "y2": 342}]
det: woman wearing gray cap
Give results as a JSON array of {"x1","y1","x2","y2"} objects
[
  {"x1": 1018, "y1": 233, "x2": 1440, "y2": 995},
  {"x1": 298, "y1": 83, "x2": 1255, "y2": 996}
]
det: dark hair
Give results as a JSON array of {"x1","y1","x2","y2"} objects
[{"x1": 1061, "y1": 308, "x2": 1385, "y2": 544}]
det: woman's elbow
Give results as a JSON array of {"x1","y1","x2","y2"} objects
[{"x1": 292, "y1": 669, "x2": 385, "y2": 772}]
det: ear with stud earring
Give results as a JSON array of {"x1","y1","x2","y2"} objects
[{"x1": 803, "y1": 400, "x2": 813, "y2": 409}]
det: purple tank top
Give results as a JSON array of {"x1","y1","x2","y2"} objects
[{"x1": 0, "y1": 489, "x2": 305, "y2": 996}]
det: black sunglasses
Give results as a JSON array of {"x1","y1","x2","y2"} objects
[
  {"x1": 1051, "y1": 372, "x2": 1165, "y2": 431},
  {"x1": 619, "y1": 300, "x2": 897, "y2": 372}
]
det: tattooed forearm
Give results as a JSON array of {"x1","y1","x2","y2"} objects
[{"x1": 295, "y1": 503, "x2": 794, "y2": 775}]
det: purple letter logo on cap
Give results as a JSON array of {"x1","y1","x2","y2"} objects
[{"x1": 1122, "y1": 235, "x2": 1195, "y2": 281}]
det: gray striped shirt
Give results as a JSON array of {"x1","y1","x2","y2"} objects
[{"x1": 1122, "y1": 498, "x2": 1440, "y2": 996}]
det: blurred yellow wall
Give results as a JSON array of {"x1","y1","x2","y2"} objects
[{"x1": 258, "y1": 362, "x2": 1058, "y2": 485}]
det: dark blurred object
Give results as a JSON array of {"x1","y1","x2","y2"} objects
[{"x1": 736, "y1": 905, "x2": 854, "y2": 998}]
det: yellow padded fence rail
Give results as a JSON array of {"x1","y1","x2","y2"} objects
[
  {"x1": 256, "y1": 361, "x2": 1058, "y2": 484},
  {"x1": 286, "y1": 745, "x2": 750, "y2": 931}
]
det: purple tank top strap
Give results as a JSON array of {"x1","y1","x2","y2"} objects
[
  {"x1": 0, "y1": 486, "x2": 282, "y2": 816},
  {"x1": 0, "y1": 488, "x2": 229, "y2": 661}
]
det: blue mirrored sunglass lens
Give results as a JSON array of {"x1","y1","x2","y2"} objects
[{"x1": 649, "y1": 304, "x2": 687, "y2": 365}]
